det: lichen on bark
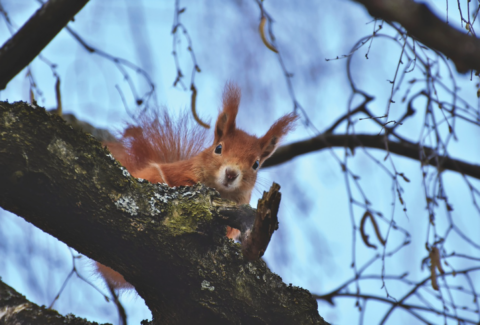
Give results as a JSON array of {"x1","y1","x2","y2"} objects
[{"x1": 0, "y1": 101, "x2": 328, "y2": 325}]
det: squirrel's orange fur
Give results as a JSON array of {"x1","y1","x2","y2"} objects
[{"x1": 98, "y1": 83, "x2": 297, "y2": 290}]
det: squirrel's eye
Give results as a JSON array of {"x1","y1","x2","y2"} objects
[
  {"x1": 252, "y1": 160, "x2": 260, "y2": 170},
  {"x1": 214, "y1": 144, "x2": 222, "y2": 154}
]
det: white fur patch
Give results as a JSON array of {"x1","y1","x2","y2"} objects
[{"x1": 216, "y1": 165, "x2": 242, "y2": 191}]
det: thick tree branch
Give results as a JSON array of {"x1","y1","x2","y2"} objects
[
  {"x1": 353, "y1": 0, "x2": 480, "y2": 73},
  {"x1": 0, "y1": 101, "x2": 327, "y2": 325},
  {"x1": 0, "y1": 279, "x2": 104, "y2": 325},
  {"x1": 264, "y1": 133, "x2": 480, "y2": 180},
  {"x1": 0, "y1": 0, "x2": 90, "y2": 90}
]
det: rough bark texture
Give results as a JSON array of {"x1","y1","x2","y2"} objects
[
  {"x1": 0, "y1": 280, "x2": 104, "y2": 325},
  {"x1": 0, "y1": 0, "x2": 90, "y2": 89},
  {"x1": 241, "y1": 183, "x2": 281, "y2": 261},
  {"x1": 0, "y1": 101, "x2": 327, "y2": 325}
]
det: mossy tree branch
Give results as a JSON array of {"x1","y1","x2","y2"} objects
[{"x1": 0, "y1": 101, "x2": 327, "y2": 325}]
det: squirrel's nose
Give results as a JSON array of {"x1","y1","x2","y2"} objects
[{"x1": 225, "y1": 168, "x2": 239, "y2": 182}]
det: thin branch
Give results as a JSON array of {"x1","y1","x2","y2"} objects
[
  {"x1": 0, "y1": 0, "x2": 90, "y2": 89},
  {"x1": 315, "y1": 292, "x2": 478, "y2": 324},
  {"x1": 264, "y1": 133, "x2": 480, "y2": 180},
  {"x1": 354, "y1": 0, "x2": 480, "y2": 73}
]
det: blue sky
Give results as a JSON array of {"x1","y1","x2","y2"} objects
[{"x1": 1, "y1": 1, "x2": 480, "y2": 324}]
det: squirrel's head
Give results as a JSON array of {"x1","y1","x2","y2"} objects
[{"x1": 199, "y1": 83, "x2": 297, "y2": 204}]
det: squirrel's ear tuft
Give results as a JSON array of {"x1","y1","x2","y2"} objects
[
  {"x1": 215, "y1": 83, "x2": 241, "y2": 142},
  {"x1": 259, "y1": 112, "x2": 298, "y2": 161}
]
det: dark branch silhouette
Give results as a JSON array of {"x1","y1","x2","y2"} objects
[
  {"x1": 0, "y1": 0, "x2": 90, "y2": 89},
  {"x1": 354, "y1": 0, "x2": 480, "y2": 73},
  {"x1": 265, "y1": 133, "x2": 480, "y2": 180}
]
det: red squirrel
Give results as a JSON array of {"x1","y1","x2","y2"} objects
[{"x1": 97, "y1": 84, "x2": 297, "y2": 290}]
